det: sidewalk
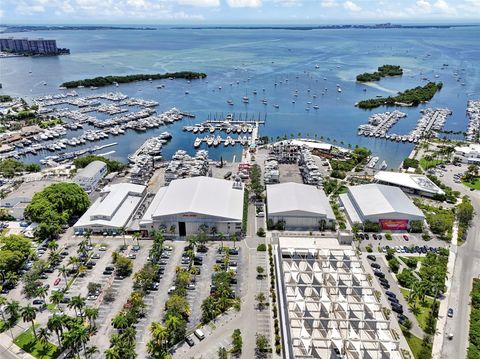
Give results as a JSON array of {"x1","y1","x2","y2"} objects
[
  {"x1": 431, "y1": 221, "x2": 458, "y2": 358},
  {"x1": 0, "y1": 330, "x2": 36, "y2": 359}
]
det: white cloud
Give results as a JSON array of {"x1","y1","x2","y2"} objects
[
  {"x1": 270, "y1": 0, "x2": 302, "y2": 7},
  {"x1": 433, "y1": 0, "x2": 455, "y2": 13},
  {"x1": 321, "y1": 0, "x2": 338, "y2": 8},
  {"x1": 343, "y1": 0, "x2": 361, "y2": 11},
  {"x1": 176, "y1": 0, "x2": 220, "y2": 7},
  {"x1": 416, "y1": 0, "x2": 432, "y2": 11},
  {"x1": 226, "y1": 0, "x2": 262, "y2": 8}
]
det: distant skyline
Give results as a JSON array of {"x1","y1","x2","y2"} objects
[{"x1": 1, "y1": 0, "x2": 479, "y2": 25}]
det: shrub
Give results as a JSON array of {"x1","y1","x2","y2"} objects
[
  {"x1": 365, "y1": 245, "x2": 373, "y2": 253},
  {"x1": 257, "y1": 243, "x2": 267, "y2": 251},
  {"x1": 257, "y1": 228, "x2": 266, "y2": 237}
]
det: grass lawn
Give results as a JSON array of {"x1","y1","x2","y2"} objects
[
  {"x1": 46, "y1": 303, "x2": 56, "y2": 311},
  {"x1": 462, "y1": 178, "x2": 480, "y2": 190},
  {"x1": 419, "y1": 158, "x2": 443, "y2": 170},
  {"x1": 0, "y1": 319, "x2": 6, "y2": 333},
  {"x1": 400, "y1": 288, "x2": 435, "y2": 331},
  {"x1": 14, "y1": 327, "x2": 61, "y2": 359},
  {"x1": 402, "y1": 330, "x2": 431, "y2": 359}
]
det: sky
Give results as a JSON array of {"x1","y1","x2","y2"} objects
[{"x1": 0, "y1": 0, "x2": 479, "y2": 25}]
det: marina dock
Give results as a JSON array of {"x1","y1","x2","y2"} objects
[
  {"x1": 466, "y1": 99, "x2": 480, "y2": 142},
  {"x1": 357, "y1": 108, "x2": 451, "y2": 143}
]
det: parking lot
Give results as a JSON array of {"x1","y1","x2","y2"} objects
[{"x1": 358, "y1": 232, "x2": 449, "y2": 254}]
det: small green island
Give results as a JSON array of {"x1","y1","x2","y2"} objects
[
  {"x1": 357, "y1": 82, "x2": 443, "y2": 109},
  {"x1": 61, "y1": 71, "x2": 207, "y2": 88},
  {"x1": 356, "y1": 64, "x2": 403, "y2": 82}
]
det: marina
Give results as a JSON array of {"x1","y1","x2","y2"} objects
[
  {"x1": 0, "y1": 89, "x2": 189, "y2": 163},
  {"x1": 357, "y1": 108, "x2": 451, "y2": 143},
  {"x1": 465, "y1": 99, "x2": 480, "y2": 142}
]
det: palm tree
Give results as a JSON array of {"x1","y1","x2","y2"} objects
[
  {"x1": 47, "y1": 240, "x2": 59, "y2": 252},
  {"x1": 48, "y1": 252, "x2": 61, "y2": 267},
  {"x1": 74, "y1": 324, "x2": 90, "y2": 354},
  {"x1": 85, "y1": 346, "x2": 99, "y2": 359},
  {"x1": 165, "y1": 314, "x2": 182, "y2": 334},
  {"x1": 231, "y1": 233, "x2": 237, "y2": 249},
  {"x1": 58, "y1": 265, "x2": 69, "y2": 284},
  {"x1": 37, "y1": 327, "x2": 50, "y2": 345},
  {"x1": 50, "y1": 291, "x2": 64, "y2": 307},
  {"x1": 5, "y1": 300, "x2": 20, "y2": 322},
  {"x1": 218, "y1": 232, "x2": 225, "y2": 251},
  {"x1": 119, "y1": 226, "x2": 127, "y2": 247},
  {"x1": 69, "y1": 295, "x2": 86, "y2": 317},
  {"x1": 84, "y1": 307, "x2": 99, "y2": 328},
  {"x1": 21, "y1": 305, "x2": 37, "y2": 338},
  {"x1": 36, "y1": 286, "x2": 49, "y2": 304},
  {"x1": 105, "y1": 347, "x2": 121, "y2": 359},
  {"x1": 5, "y1": 272, "x2": 18, "y2": 287},
  {"x1": 186, "y1": 234, "x2": 198, "y2": 251},
  {"x1": 84, "y1": 228, "x2": 93, "y2": 246},
  {"x1": 47, "y1": 315, "x2": 65, "y2": 347},
  {"x1": 67, "y1": 256, "x2": 80, "y2": 271},
  {"x1": 111, "y1": 313, "x2": 129, "y2": 331}
]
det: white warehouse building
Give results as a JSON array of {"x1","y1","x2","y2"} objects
[
  {"x1": 73, "y1": 160, "x2": 108, "y2": 193},
  {"x1": 339, "y1": 184, "x2": 424, "y2": 231},
  {"x1": 140, "y1": 176, "x2": 244, "y2": 237},
  {"x1": 266, "y1": 182, "x2": 335, "y2": 230},
  {"x1": 74, "y1": 183, "x2": 146, "y2": 234},
  {"x1": 374, "y1": 171, "x2": 445, "y2": 198}
]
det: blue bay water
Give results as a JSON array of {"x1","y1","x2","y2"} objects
[{"x1": 0, "y1": 26, "x2": 479, "y2": 167}]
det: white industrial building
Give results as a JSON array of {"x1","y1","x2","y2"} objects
[
  {"x1": 74, "y1": 183, "x2": 146, "y2": 234},
  {"x1": 266, "y1": 182, "x2": 335, "y2": 230},
  {"x1": 140, "y1": 176, "x2": 244, "y2": 237},
  {"x1": 276, "y1": 238, "x2": 403, "y2": 359},
  {"x1": 454, "y1": 143, "x2": 480, "y2": 164},
  {"x1": 339, "y1": 183, "x2": 424, "y2": 231},
  {"x1": 73, "y1": 160, "x2": 107, "y2": 193},
  {"x1": 374, "y1": 171, "x2": 445, "y2": 197}
]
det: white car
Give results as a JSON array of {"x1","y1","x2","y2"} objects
[{"x1": 168, "y1": 286, "x2": 176, "y2": 294}]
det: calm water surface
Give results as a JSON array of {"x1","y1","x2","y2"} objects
[{"x1": 1, "y1": 27, "x2": 479, "y2": 167}]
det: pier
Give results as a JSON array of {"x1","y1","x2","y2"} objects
[{"x1": 357, "y1": 108, "x2": 451, "y2": 143}]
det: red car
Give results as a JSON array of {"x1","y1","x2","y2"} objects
[
  {"x1": 403, "y1": 235, "x2": 409, "y2": 241},
  {"x1": 54, "y1": 278, "x2": 61, "y2": 286}
]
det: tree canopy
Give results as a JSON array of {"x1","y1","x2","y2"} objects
[
  {"x1": 25, "y1": 183, "x2": 89, "y2": 239},
  {"x1": 73, "y1": 155, "x2": 126, "y2": 173}
]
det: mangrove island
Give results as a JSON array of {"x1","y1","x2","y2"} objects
[
  {"x1": 61, "y1": 71, "x2": 207, "y2": 89},
  {"x1": 357, "y1": 82, "x2": 443, "y2": 109},
  {"x1": 356, "y1": 64, "x2": 403, "y2": 82}
]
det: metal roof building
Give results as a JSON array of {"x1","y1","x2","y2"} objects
[
  {"x1": 374, "y1": 171, "x2": 445, "y2": 197},
  {"x1": 339, "y1": 184, "x2": 424, "y2": 230},
  {"x1": 140, "y1": 176, "x2": 244, "y2": 237},
  {"x1": 74, "y1": 183, "x2": 146, "y2": 234},
  {"x1": 267, "y1": 182, "x2": 335, "y2": 230}
]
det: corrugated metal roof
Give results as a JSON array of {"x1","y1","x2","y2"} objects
[
  {"x1": 267, "y1": 182, "x2": 335, "y2": 220},
  {"x1": 347, "y1": 184, "x2": 424, "y2": 218},
  {"x1": 143, "y1": 177, "x2": 244, "y2": 221}
]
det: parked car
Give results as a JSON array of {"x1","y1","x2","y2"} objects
[
  {"x1": 367, "y1": 255, "x2": 376, "y2": 261},
  {"x1": 370, "y1": 263, "x2": 381, "y2": 269},
  {"x1": 54, "y1": 278, "x2": 61, "y2": 286},
  {"x1": 185, "y1": 335, "x2": 195, "y2": 347},
  {"x1": 194, "y1": 329, "x2": 205, "y2": 340},
  {"x1": 385, "y1": 291, "x2": 396, "y2": 298},
  {"x1": 374, "y1": 271, "x2": 385, "y2": 279},
  {"x1": 403, "y1": 235, "x2": 409, "y2": 241},
  {"x1": 33, "y1": 299, "x2": 45, "y2": 305},
  {"x1": 388, "y1": 297, "x2": 399, "y2": 304},
  {"x1": 168, "y1": 286, "x2": 176, "y2": 294},
  {"x1": 447, "y1": 308, "x2": 454, "y2": 318}
]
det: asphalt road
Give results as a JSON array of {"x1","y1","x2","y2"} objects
[{"x1": 440, "y1": 164, "x2": 480, "y2": 359}]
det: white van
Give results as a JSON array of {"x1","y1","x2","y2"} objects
[{"x1": 194, "y1": 329, "x2": 205, "y2": 340}]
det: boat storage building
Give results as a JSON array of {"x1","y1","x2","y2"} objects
[
  {"x1": 140, "y1": 176, "x2": 244, "y2": 236},
  {"x1": 266, "y1": 182, "x2": 335, "y2": 230},
  {"x1": 374, "y1": 171, "x2": 444, "y2": 198},
  {"x1": 74, "y1": 183, "x2": 146, "y2": 234},
  {"x1": 339, "y1": 183, "x2": 424, "y2": 230}
]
